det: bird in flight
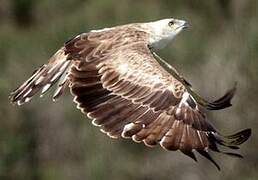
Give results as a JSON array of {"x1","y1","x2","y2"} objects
[{"x1": 10, "y1": 18, "x2": 251, "y2": 170}]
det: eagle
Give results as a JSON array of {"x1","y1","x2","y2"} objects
[{"x1": 9, "y1": 18, "x2": 251, "y2": 170}]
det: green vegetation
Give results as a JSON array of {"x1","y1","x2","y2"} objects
[{"x1": 0, "y1": 0, "x2": 257, "y2": 179}]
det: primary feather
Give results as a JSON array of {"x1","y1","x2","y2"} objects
[{"x1": 9, "y1": 18, "x2": 251, "y2": 170}]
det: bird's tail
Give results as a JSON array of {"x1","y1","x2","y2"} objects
[{"x1": 9, "y1": 48, "x2": 72, "y2": 105}]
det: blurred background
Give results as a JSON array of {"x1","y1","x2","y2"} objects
[{"x1": 0, "y1": 0, "x2": 257, "y2": 179}]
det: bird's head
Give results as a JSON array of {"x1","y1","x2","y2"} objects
[{"x1": 146, "y1": 18, "x2": 189, "y2": 49}]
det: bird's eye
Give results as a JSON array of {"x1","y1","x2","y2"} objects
[{"x1": 168, "y1": 20, "x2": 175, "y2": 27}]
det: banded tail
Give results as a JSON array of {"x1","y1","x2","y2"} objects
[{"x1": 9, "y1": 48, "x2": 72, "y2": 105}]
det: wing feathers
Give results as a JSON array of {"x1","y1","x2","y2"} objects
[
  {"x1": 10, "y1": 29, "x2": 251, "y2": 171},
  {"x1": 68, "y1": 51, "x2": 250, "y2": 170},
  {"x1": 10, "y1": 48, "x2": 71, "y2": 104},
  {"x1": 207, "y1": 84, "x2": 237, "y2": 110}
]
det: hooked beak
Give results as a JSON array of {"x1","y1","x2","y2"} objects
[
  {"x1": 182, "y1": 21, "x2": 190, "y2": 29},
  {"x1": 175, "y1": 20, "x2": 190, "y2": 31}
]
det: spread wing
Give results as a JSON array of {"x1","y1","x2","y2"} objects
[
  {"x1": 65, "y1": 34, "x2": 250, "y2": 170},
  {"x1": 10, "y1": 28, "x2": 251, "y2": 170}
]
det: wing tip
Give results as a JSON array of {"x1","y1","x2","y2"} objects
[
  {"x1": 225, "y1": 128, "x2": 252, "y2": 146},
  {"x1": 9, "y1": 49, "x2": 71, "y2": 106},
  {"x1": 207, "y1": 83, "x2": 237, "y2": 110},
  {"x1": 197, "y1": 150, "x2": 221, "y2": 171}
]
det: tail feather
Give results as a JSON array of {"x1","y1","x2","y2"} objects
[{"x1": 9, "y1": 48, "x2": 72, "y2": 105}]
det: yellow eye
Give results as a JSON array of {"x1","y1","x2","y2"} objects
[{"x1": 168, "y1": 20, "x2": 175, "y2": 27}]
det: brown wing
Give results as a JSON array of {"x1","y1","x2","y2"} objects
[
  {"x1": 9, "y1": 48, "x2": 72, "y2": 105},
  {"x1": 10, "y1": 26, "x2": 251, "y2": 170},
  {"x1": 9, "y1": 25, "x2": 148, "y2": 104},
  {"x1": 66, "y1": 36, "x2": 251, "y2": 170}
]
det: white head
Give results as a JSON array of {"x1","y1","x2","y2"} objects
[{"x1": 145, "y1": 18, "x2": 189, "y2": 49}]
